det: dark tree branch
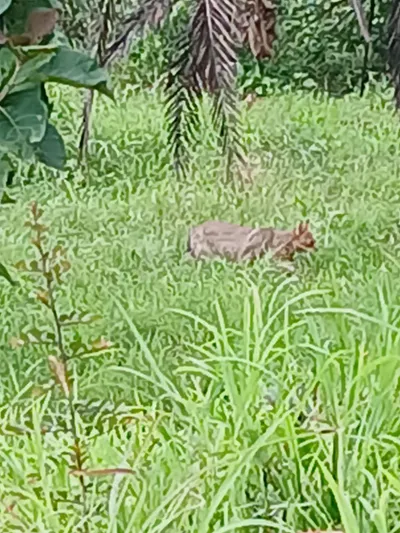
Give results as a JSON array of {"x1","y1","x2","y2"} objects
[
  {"x1": 103, "y1": 0, "x2": 172, "y2": 67},
  {"x1": 349, "y1": 0, "x2": 371, "y2": 42},
  {"x1": 388, "y1": 0, "x2": 400, "y2": 107},
  {"x1": 78, "y1": 0, "x2": 114, "y2": 164},
  {"x1": 360, "y1": 0, "x2": 375, "y2": 96},
  {"x1": 78, "y1": 0, "x2": 174, "y2": 166}
]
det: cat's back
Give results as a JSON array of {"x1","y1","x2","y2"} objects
[
  {"x1": 188, "y1": 220, "x2": 250, "y2": 259},
  {"x1": 188, "y1": 220, "x2": 262, "y2": 260},
  {"x1": 192, "y1": 220, "x2": 251, "y2": 235}
]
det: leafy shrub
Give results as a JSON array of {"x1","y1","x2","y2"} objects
[
  {"x1": 84, "y1": 0, "x2": 392, "y2": 96},
  {"x1": 9, "y1": 202, "x2": 129, "y2": 528},
  {"x1": 0, "y1": 0, "x2": 112, "y2": 195},
  {"x1": 239, "y1": 0, "x2": 392, "y2": 96}
]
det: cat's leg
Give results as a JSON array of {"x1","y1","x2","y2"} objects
[{"x1": 187, "y1": 233, "x2": 195, "y2": 257}]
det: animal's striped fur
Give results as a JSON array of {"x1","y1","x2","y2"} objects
[{"x1": 187, "y1": 220, "x2": 316, "y2": 262}]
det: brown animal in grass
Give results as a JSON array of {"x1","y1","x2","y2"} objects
[{"x1": 187, "y1": 220, "x2": 316, "y2": 262}]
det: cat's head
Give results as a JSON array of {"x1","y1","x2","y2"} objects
[{"x1": 292, "y1": 221, "x2": 316, "y2": 253}]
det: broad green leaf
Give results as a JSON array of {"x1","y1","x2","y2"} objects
[
  {"x1": 0, "y1": 48, "x2": 17, "y2": 95},
  {"x1": 12, "y1": 50, "x2": 57, "y2": 92},
  {"x1": 19, "y1": 44, "x2": 59, "y2": 55},
  {"x1": 37, "y1": 47, "x2": 113, "y2": 97},
  {"x1": 34, "y1": 122, "x2": 65, "y2": 169},
  {"x1": 0, "y1": 262, "x2": 15, "y2": 285},
  {"x1": 0, "y1": 0, "x2": 11, "y2": 16},
  {"x1": 0, "y1": 85, "x2": 48, "y2": 151},
  {"x1": 0, "y1": 154, "x2": 10, "y2": 192}
]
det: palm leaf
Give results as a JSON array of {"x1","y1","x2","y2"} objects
[
  {"x1": 165, "y1": 0, "x2": 246, "y2": 176},
  {"x1": 187, "y1": 0, "x2": 238, "y2": 93},
  {"x1": 164, "y1": 30, "x2": 203, "y2": 175},
  {"x1": 388, "y1": 0, "x2": 400, "y2": 107},
  {"x1": 237, "y1": 0, "x2": 276, "y2": 59}
]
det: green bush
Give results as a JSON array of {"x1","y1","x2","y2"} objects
[
  {"x1": 110, "y1": 0, "x2": 392, "y2": 96},
  {"x1": 239, "y1": 0, "x2": 391, "y2": 96},
  {"x1": 0, "y1": 0, "x2": 112, "y2": 194}
]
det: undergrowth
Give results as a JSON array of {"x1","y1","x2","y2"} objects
[{"x1": 1, "y1": 86, "x2": 400, "y2": 532}]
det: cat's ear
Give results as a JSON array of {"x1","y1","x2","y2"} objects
[{"x1": 298, "y1": 220, "x2": 310, "y2": 233}]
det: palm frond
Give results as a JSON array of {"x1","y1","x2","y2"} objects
[
  {"x1": 164, "y1": 31, "x2": 202, "y2": 176},
  {"x1": 103, "y1": 0, "x2": 172, "y2": 66},
  {"x1": 165, "y1": 0, "x2": 246, "y2": 177},
  {"x1": 188, "y1": 0, "x2": 238, "y2": 92},
  {"x1": 165, "y1": 84, "x2": 202, "y2": 175},
  {"x1": 388, "y1": 0, "x2": 400, "y2": 107},
  {"x1": 237, "y1": 0, "x2": 276, "y2": 59}
]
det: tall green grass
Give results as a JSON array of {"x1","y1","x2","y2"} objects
[{"x1": 1, "y1": 86, "x2": 400, "y2": 531}]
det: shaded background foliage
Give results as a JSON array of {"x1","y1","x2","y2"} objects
[
  {"x1": 62, "y1": 0, "x2": 392, "y2": 96},
  {"x1": 241, "y1": 0, "x2": 391, "y2": 96}
]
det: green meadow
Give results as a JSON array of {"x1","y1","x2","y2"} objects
[{"x1": 1, "y1": 86, "x2": 400, "y2": 532}]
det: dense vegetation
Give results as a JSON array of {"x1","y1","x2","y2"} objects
[
  {"x1": 2, "y1": 85, "x2": 400, "y2": 532},
  {"x1": 62, "y1": 0, "x2": 392, "y2": 96},
  {"x1": 2, "y1": 0, "x2": 400, "y2": 532}
]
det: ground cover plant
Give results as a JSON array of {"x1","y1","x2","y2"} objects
[{"x1": 1, "y1": 84, "x2": 400, "y2": 532}]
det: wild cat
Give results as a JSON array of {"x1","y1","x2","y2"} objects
[{"x1": 187, "y1": 220, "x2": 316, "y2": 262}]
